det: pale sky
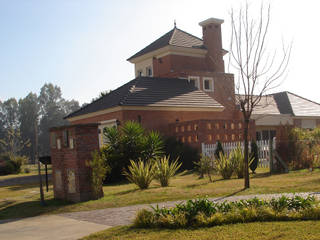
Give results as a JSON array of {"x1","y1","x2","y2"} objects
[{"x1": 0, "y1": 0, "x2": 319, "y2": 104}]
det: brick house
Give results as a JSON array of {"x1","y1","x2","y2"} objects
[{"x1": 65, "y1": 17, "x2": 320, "y2": 150}]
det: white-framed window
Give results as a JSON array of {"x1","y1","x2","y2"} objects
[
  {"x1": 203, "y1": 77, "x2": 214, "y2": 91},
  {"x1": 98, "y1": 119, "x2": 118, "y2": 147},
  {"x1": 146, "y1": 66, "x2": 153, "y2": 76},
  {"x1": 137, "y1": 69, "x2": 143, "y2": 77},
  {"x1": 188, "y1": 76, "x2": 200, "y2": 89}
]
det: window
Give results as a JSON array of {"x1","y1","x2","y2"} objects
[
  {"x1": 146, "y1": 66, "x2": 152, "y2": 76},
  {"x1": 188, "y1": 76, "x2": 200, "y2": 89},
  {"x1": 137, "y1": 69, "x2": 143, "y2": 77},
  {"x1": 203, "y1": 77, "x2": 213, "y2": 91},
  {"x1": 63, "y1": 130, "x2": 69, "y2": 147},
  {"x1": 98, "y1": 119, "x2": 118, "y2": 147}
]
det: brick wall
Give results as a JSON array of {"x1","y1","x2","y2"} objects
[
  {"x1": 50, "y1": 124, "x2": 100, "y2": 202},
  {"x1": 165, "y1": 119, "x2": 256, "y2": 150}
]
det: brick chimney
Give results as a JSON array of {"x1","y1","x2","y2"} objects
[{"x1": 199, "y1": 18, "x2": 225, "y2": 72}]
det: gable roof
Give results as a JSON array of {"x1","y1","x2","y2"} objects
[
  {"x1": 245, "y1": 91, "x2": 320, "y2": 117},
  {"x1": 127, "y1": 27, "x2": 204, "y2": 61},
  {"x1": 65, "y1": 77, "x2": 224, "y2": 119}
]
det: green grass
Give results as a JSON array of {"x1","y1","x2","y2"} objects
[
  {"x1": 81, "y1": 221, "x2": 320, "y2": 240},
  {"x1": 1, "y1": 168, "x2": 320, "y2": 220}
]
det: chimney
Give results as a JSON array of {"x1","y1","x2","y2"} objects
[{"x1": 199, "y1": 18, "x2": 225, "y2": 72}]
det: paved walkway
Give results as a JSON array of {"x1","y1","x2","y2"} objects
[
  {"x1": 0, "y1": 192, "x2": 319, "y2": 240},
  {"x1": 59, "y1": 192, "x2": 320, "y2": 226}
]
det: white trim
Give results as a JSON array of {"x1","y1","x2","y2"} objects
[
  {"x1": 203, "y1": 77, "x2": 214, "y2": 92},
  {"x1": 199, "y1": 18, "x2": 224, "y2": 27},
  {"x1": 67, "y1": 105, "x2": 224, "y2": 122},
  {"x1": 188, "y1": 76, "x2": 200, "y2": 89},
  {"x1": 100, "y1": 119, "x2": 117, "y2": 125}
]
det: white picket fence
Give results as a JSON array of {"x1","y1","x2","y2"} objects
[{"x1": 201, "y1": 140, "x2": 275, "y2": 168}]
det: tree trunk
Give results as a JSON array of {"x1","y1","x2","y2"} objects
[{"x1": 244, "y1": 118, "x2": 250, "y2": 189}]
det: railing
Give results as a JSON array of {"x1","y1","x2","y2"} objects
[{"x1": 201, "y1": 139, "x2": 275, "y2": 168}]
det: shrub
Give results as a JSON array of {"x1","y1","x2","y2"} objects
[
  {"x1": 24, "y1": 167, "x2": 31, "y2": 173},
  {"x1": 0, "y1": 160, "x2": 15, "y2": 176},
  {"x1": 194, "y1": 155, "x2": 215, "y2": 181},
  {"x1": 123, "y1": 160, "x2": 155, "y2": 189},
  {"x1": 0, "y1": 153, "x2": 27, "y2": 175},
  {"x1": 163, "y1": 137, "x2": 199, "y2": 171},
  {"x1": 231, "y1": 145, "x2": 244, "y2": 179},
  {"x1": 250, "y1": 141, "x2": 259, "y2": 173},
  {"x1": 86, "y1": 150, "x2": 109, "y2": 199},
  {"x1": 134, "y1": 196, "x2": 318, "y2": 228},
  {"x1": 101, "y1": 121, "x2": 164, "y2": 182},
  {"x1": 215, "y1": 152, "x2": 235, "y2": 179},
  {"x1": 154, "y1": 156, "x2": 181, "y2": 187},
  {"x1": 232, "y1": 146, "x2": 254, "y2": 179},
  {"x1": 214, "y1": 141, "x2": 224, "y2": 160}
]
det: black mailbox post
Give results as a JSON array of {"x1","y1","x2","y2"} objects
[{"x1": 39, "y1": 156, "x2": 51, "y2": 192}]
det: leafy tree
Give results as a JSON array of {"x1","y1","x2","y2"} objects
[
  {"x1": 0, "y1": 98, "x2": 19, "y2": 129},
  {"x1": 38, "y1": 83, "x2": 80, "y2": 155},
  {"x1": 19, "y1": 93, "x2": 39, "y2": 162}
]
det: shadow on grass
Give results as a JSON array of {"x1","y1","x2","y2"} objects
[
  {"x1": 213, "y1": 189, "x2": 245, "y2": 201},
  {"x1": 0, "y1": 198, "x2": 72, "y2": 221},
  {"x1": 251, "y1": 172, "x2": 271, "y2": 179}
]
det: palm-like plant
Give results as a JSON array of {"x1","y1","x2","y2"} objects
[
  {"x1": 123, "y1": 159, "x2": 155, "y2": 189},
  {"x1": 154, "y1": 156, "x2": 181, "y2": 187}
]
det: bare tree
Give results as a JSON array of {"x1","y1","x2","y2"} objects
[{"x1": 228, "y1": 3, "x2": 291, "y2": 188}]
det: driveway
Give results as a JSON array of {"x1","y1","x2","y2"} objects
[
  {"x1": 0, "y1": 174, "x2": 52, "y2": 187},
  {"x1": 0, "y1": 192, "x2": 319, "y2": 240},
  {"x1": 0, "y1": 215, "x2": 109, "y2": 240}
]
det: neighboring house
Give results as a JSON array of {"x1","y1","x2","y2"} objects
[
  {"x1": 65, "y1": 17, "x2": 320, "y2": 149},
  {"x1": 252, "y1": 92, "x2": 320, "y2": 140}
]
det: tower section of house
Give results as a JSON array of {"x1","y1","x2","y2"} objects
[{"x1": 127, "y1": 18, "x2": 237, "y2": 117}]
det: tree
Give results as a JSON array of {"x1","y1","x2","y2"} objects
[
  {"x1": 38, "y1": 83, "x2": 80, "y2": 155},
  {"x1": 0, "y1": 98, "x2": 19, "y2": 129},
  {"x1": 19, "y1": 93, "x2": 40, "y2": 162},
  {"x1": 229, "y1": 3, "x2": 291, "y2": 188},
  {"x1": 0, "y1": 127, "x2": 30, "y2": 156}
]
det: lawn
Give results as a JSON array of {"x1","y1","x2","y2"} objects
[
  {"x1": 1, "y1": 168, "x2": 320, "y2": 220},
  {"x1": 81, "y1": 221, "x2": 320, "y2": 240}
]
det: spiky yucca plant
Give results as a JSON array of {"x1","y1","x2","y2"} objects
[
  {"x1": 123, "y1": 160, "x2": 155, "y2": 189},
  {"x1": 154, "y1": 156, "x2": 182, "y2": 187},
  {"x1": 215, "y1": 152, "x2": 235, "y2": 179}
]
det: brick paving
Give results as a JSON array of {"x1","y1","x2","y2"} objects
[{"x1": 60, "y1": 192, "x2": 320, "y2": 226}]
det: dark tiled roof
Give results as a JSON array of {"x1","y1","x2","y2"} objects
[
  {"x1": 65, "y1": 77, "x2": 223, "y2": 119},
  {"x1": 127, "y1": 27, "x2": 204, "y2": 61}
]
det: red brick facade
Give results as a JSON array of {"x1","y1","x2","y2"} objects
[{"x1": 50, "y1": 124, "x2": 100, "y2": 202}]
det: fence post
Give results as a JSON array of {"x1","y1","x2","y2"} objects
[{"x1": 269, "y1": 139, "x2": 273, "y2": 174}]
